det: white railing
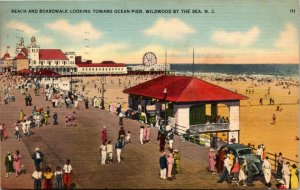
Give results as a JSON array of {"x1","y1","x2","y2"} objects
[{"x1": 189, "y1": 123, "x2": 229, "y2": 133}]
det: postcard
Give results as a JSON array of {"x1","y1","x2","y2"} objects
[{"x1": 0, "y1": 0, "x2": 299, "y2": 189}]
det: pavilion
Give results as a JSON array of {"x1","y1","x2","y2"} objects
[{"x1": 123, "y1": 75, "x2": 247, "y2": 143}]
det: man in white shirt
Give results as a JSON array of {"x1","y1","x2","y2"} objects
[
  {"x1": 32, "y1": 167, "x2": 42, "y2": 189},
  {"x1": 63, "y1": 159, "x2": 73, "y2": 189},
  {"x1": 262, "y1": 156, "x2": 272, "y2": 189},
  {"x1": 100, "y1": 141, "x2": 107, "y2": 165},
  {"x1": 217, "y1": 155, "x2": 232, "y2": 183},
  {"x1": 256, "y1": 145, "x2": 263, "y2": 160},
  {"x1": 107, "y1": 141, "x2": 113, "y2": 164}
]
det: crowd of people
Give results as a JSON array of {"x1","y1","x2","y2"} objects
[{"x1": 206, "y1": 144, "x2": 299, "y2": 189}]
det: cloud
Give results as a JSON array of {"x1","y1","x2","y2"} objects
[
  {"x1": 7, "y1": 20, "x2": 37, "y2": 35},
  {"x1": 212, "y1": 27, "x2": 260, "y2": 46},
  {"x1": 75, "y1": 42, "x2": 130, "y2": 62},
  {"x1": 37, "y1": 35, "x2": 54, "y2": 45},
  {"x1": 143, "y1": 18, "x2": 195, "y2": 40},
  {"x1": 45, "y1": 19, "x2": 102, "y2": 40},
  {"x1": 273, "y1": 23, "x2": 298, "y2": 49}
]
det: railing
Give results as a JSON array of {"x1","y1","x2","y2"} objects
[
  {"x1": 190, "y1": 123, "x2": 230, "y2": 133},
  {"x1": 247, "y1": 143, "x2": 299, "y2": 172}
]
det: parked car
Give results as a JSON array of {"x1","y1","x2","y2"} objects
[{"x1": 218, "y1": 144, "x2": 262, "y2": 174}]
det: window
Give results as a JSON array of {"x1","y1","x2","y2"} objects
[{"x1": 48, "y1": 61, "x2": 51, "y2": 65}]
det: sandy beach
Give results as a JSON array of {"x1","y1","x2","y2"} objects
[{"x1": 72, "y1": 74, "x2": 299, "y2": 160}]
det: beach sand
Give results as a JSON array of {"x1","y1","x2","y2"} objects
[{"x1": 72, "y1": 75, "x2": 299, "y2": 160}]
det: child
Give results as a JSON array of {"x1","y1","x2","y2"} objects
[
  {"x1": 107, "y1": 141, "x2": 113, "y2": 164},
  {"x1": 125, "y1": 131, "x2": 131, "y2": 144},
  {"x1": 54, "y1": 166, "x2": 63, "y2": 189}
]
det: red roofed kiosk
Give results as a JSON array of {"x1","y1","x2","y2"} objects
[{"x1": 124, "y1": 75, "x2": 248, "y2": 144}]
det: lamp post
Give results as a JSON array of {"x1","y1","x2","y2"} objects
[
  {"x1": 101, "y1": 78, "x2": 105, "y2": 109},
  {"x1": 70, "y1": 68, "x2": 73, "y2": 92},
  {"x1": 163, "y1": 88, "x2": 168, "y2": 126}
]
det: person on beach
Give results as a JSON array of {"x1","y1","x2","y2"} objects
[
  {"x1": 273, "y1": 113, "x2": 277, "y2": 124},
  {"x1": 208, "y1": 148, "x2": 216, "y2": 175},
  {"x1": 101, "y1": 126, "x2": 107, "y2": 143},
  {"x1": 159, "y1": 151, "x2": 167, "y2": 180},
  {"x1": 43, "y1": 167, "x2": 54, "y2": 190},
  {"x1": 32, "y1": 166, "x2": 43, "y2": 190},
  {"x1": 100, "y1": 140, "x2": 107, "y2": 165},
  {"x1": 5, "y1": 151, "x2": 14, "y2": 178},
  {"x1": 54, "y1": 166, "x2": 63, "y2": 190},
  {"x1": 63, "y1": 159, "x2": 73, "y2": 189},
  {"x1": 13, "y1": 150, "x2": 22, "y2": 177},
  {"x1": 167, "y1": 153, "x2": 174, "y2": 181}
]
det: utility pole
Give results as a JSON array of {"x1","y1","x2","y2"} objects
[
  {"x1": 101, "y1": 77, "x2": 105, "y2": 109},
  {"x1": 192, "y1": 48, "x2": 195, "y2": 77},
  {"x1": 164, "y1": 51, "x2": 167, "y2": 75}
]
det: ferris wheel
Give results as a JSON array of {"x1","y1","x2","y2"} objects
[{"x1": 143, "y1": 52, "x2": 157, "y2": 66}]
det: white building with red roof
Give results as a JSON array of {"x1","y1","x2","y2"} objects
[
  {"x1": 20, "y1": 36, "x2": 77, "y2": 74},
  {"x1": 0, "y1": 52, "x2": 13, "y2": 73},
  {"x1": 76, "y1": 60, "x2": 127, "y2": 75},
  {"x1": 124, "y1": 75, "x2": 248, "y2": 144}
]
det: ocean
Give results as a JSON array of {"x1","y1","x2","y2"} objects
[{"x1": 170, "y1": 64, "x2": 299, "y2": 77}]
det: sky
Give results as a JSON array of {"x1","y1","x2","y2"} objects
[{"x1": 0, "y1": 0, "x2": 299, "y2": 64}]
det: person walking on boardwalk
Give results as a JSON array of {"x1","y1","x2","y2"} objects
[
  {"x1": 139, "y1": 126, "x2": 144, "y2": 144},
  {"x1": 167, "y1": 153, "x2": 174, "y2": 181},
  {"x1": 262, "y1": 156, "x2": 272, "y2": 189},
  {"x1": 115, "y1": 138, "x2": 123, "y2": 163},
  {"x1": 101, "y1": 126, "x2": 107, "y2": 143},
  {"x1": 13, "y1": 150, "x2": 22, "y2": 177},
  {"x1": 217, "y1": 154, "x2": 232, "y2": 183},
  {"x1": 43, "y1": 167, "x2": 54, "y2": 190},
  {"x1": 63, "y1": 159, "x2": 73, "y2": 190},
  {"x1": 5, "y1": 151, "x2": 14, "y2": 178},
  {"x1": 159, "y1": 132, "x2": 166, "y2": 152},
  {"x1": 15, "y1": 123, "x2": 20, "y2": 141},
  {"x1": 282, "y1": 162, "x2": 290, "y2": 189},
  {"x1": 32, "y1": 148, "x2": 44, "y2": 169},
  {"x1": 290, "y1": 164, "x2": 299, "y2": 189},
  {"x1": 217, "y1": 147, "x2": 227, "y2": 173},
  {"x1": 237, "y1": 158, "x2": 247, "y2": 186},
  {"x1": 100, "y1": 141, "x2": 107, "y2": 165},
  {"x1": 54, "y1": 166, "x2": 63, "y2": 190},
  {"x1": 276, "y1": 152, "x2": 284, "y2": 180},
  {"x1": 144, "y1": 125, "x2": 151, "y2": 143},
  {"x1": 107, "y1": 141, "x2": 113, "y2": 164},
  {"x1": 173, "y1": 149, "x2": 180, "y2": 175},
  {"x1": 32, "y1": 166, "x2": 43, "y2": 190},
  {"x1": 53, "y1": 112, "x2": 58, "y2": 125},
  {"x1": 84, "y1": 97, "x2": 89, "y2": 109},
  {"x1": 208, "y1": 148, "x2": 216, "y2": 175},
  {"x1": 159, "y1": 151, "x2": 167, "y2": 180}
]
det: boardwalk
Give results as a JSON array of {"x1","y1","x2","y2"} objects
[{"x1": 1, "y1": 87, "x2": 267, "y2": 189}]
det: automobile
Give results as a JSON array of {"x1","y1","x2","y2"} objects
[{"x1": 218, "y1": 143, "x2": 262, "y2": 174}]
